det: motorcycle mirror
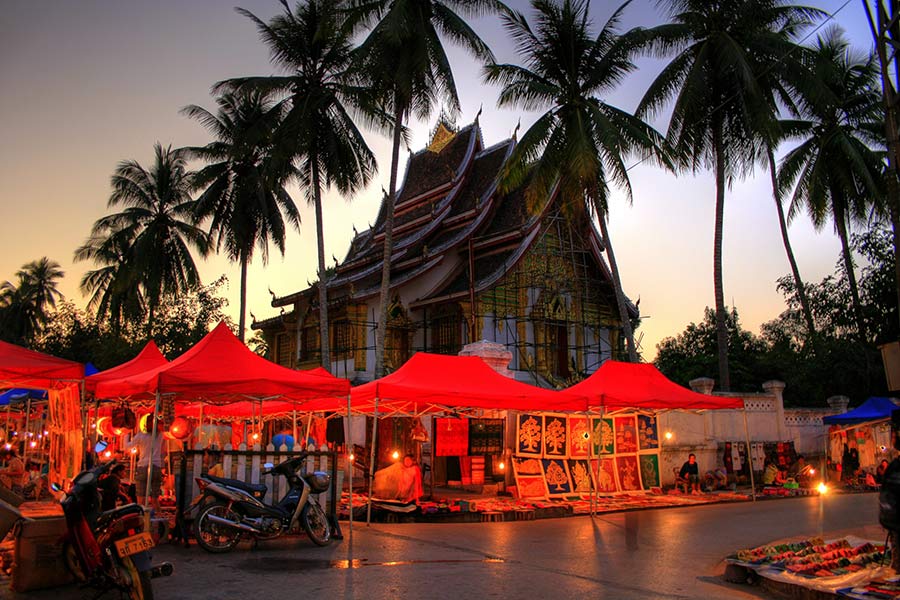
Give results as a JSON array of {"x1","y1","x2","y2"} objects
[
  {"x1": 263, "y1": 462, "x2": 274, "y2": 470},
  {"x1": 94, "y1": 440, "x2": 108, "y2": 454},
  {"x1": 50, "y1": 482, "x2": 61, "y2": 493}
]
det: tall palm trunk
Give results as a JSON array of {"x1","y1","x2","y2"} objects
[
  {"x1": 375, "y1": 102, "x2": 405, "y2": 377},
  {"x1": 239, "y1": 250, "x2": 248, "y2": 342},
  {"x1": 767, "y1": 150, "x2": 817, "y2": 344},
  {"x1": 312, "y1": 159, "x2": 330, "y2": 371},
  {"x1": 865, "y1": 0, "x2": 900, "y2": 335},
  {"x1": 712, "y1": 120, "x2": 730, "y2": 392},
  {"x1": 597, "y1": 210, "x2": 638, "y2": 362},
  {"x1": 831, "y1": 187, "x2": 867, "y2": 339}
]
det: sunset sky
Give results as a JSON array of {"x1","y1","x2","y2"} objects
[{"x1": 0, "y1": 0, "x2": 876, "y2": 365}]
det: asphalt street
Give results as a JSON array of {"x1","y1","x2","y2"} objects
[{"x1": 4, "y1": 492, "x2": 885, "y2": 600}]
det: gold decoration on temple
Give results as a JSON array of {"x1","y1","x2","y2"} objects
[{"x1": 428, "y1": 123, "x2": 456, "y2": 153}]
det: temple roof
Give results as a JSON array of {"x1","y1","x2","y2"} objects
[{"x1": 260, "y1": 120, "x2": 633, "y2": 322}]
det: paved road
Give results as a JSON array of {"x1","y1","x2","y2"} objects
[{"x1": 5, "y1": 493, "x2": 885, "y2": 599}]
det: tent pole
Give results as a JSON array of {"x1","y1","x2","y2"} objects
[
  {"x1": 346, "y1": 394, "x2": 352, "y2": 540},
  {"x1": 23, "y1": 398, "x2": 32, "y2": 461},
  {"x1": 198, "y1": 402, "x2": 204, "y2": 448},
  {"x1": 305, "y1": 413, "x2": 313, "y2": 448},
  {"x1": 743, "y1": 404, "x2": 756, "y2": 502},
  {"x1": 367, "y1": 397, "x2": 378, "y2": 526},
  {"x1": 587, "y1": 410, "x2": 594, "y2": 518},
  {"x1": 292, "y1": 409, "x2": 298, "y2": 447},
  {"x1": 5, "y1": 403, "x2": 11, "y2": 444},
  {"x1": 146, "y1": 392, "x2": 161, "y2": 505}
]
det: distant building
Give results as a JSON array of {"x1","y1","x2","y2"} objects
[{"x1": 252, "y1": 119, "x2": 637, "y2": 386}]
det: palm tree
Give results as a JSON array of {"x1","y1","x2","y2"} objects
[
  {"x1": 484, "y1": 0, "x2": 669, "y2": 363},
  {"x1": 637, "y1": 0, "x2": 822, "y2": 391},
  {"x1": 348, "y1": 0, "x2": 500, "y2": 376},
  {"x1": 183, "y1": 90, "x2": 299, "y2": 343},
  {"x1": 74, "y1": 232, "x2": 146, "y2": 333},
  {"x1": 221, "y1": 0, "x2": 378, "y2": 365},
  {"x1": 76, "y1": 143, "x2": 210, "y2": 327},
  {"x1": 777, "y1": 29, "x2": 885, "y2": 341},
  {"x1": 0, "y1": 257, "x2": 65, "y2": 344}
]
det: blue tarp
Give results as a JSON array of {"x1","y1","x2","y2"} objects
[{"x1": 822, "y1": 396, "x2": 899, "y2": 425}]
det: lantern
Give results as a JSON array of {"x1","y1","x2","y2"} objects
[
  {"x1": 97, "y1": 417, "x2": 115, "y2": 438},
  {"x1": 138, "y1": 413, "x2": 153, "y2": 434},
  {"x1": 168, "y1": 416, "x2": 193, "y2": 440}
]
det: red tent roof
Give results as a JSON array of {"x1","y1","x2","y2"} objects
[
  {"x1": 0, "y1": 340, "x2": 84, "y2": 388},
  {"x1": 334, "y1": 353, "x2": 587, "y2": 414},
  {"x1": 92, "y1": 322, "x2": 350, "y2": 403},
  {"x1": 85, "y1": 340, "x2": 168, "y2": 395},
  {"x1": 566, "y1": 361, "x2": 743, "y2": 410}
]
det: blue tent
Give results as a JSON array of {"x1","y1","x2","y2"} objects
[
  {"x1": 0, "y1": 388, "x2": 47, "y2": 405},
  {"x1": 823, "y1": 397, "x2": 899, "y2": 425}
]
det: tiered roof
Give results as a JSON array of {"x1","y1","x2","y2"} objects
[{"x1": 258, "y1": 120, "x2": 630, "y2": 322}]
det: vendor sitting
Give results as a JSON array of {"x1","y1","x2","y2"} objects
[
  {"x1": 0, "y1": 448, "x2": 25, "y2": 493},
  {"x1": 704, "y1": 466, "x2": 728, "y2": 491},
  {"x1": 762, "y1": 458, "x2": 786, "y2": 486},
  {"x1": 679, "y1": 453, "x2": 701, "y2": 495},
  {"x1": 788, "y1": 455, "x2": 813, "y2": 486},
  {"x1": 373, "y1": 454, "x2": 424, "y2": 503},
  {"x1": 399, "y1": 455, "x2": 424, "y2": 503}
]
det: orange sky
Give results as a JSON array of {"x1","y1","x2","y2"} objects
[{"x1": 0, "y1": 0, "x2": 872, "y2": 369}]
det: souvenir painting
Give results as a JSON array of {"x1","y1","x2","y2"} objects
[
  {"x1": 615, "y1": 455, "x2": 642, "y2": 492},
  {"x1": 591, "y1": 418, "x2": 615, "y2": 455},
  {"x1": 567, "y1": 459, "x2": 593, "y2": 493},
  {"x1": 543, "y1": 414, "x2": 568, "y2": 457},
  {"x1": 513, "y1": 457, "x2": 543, "y2": 476},
  {"x1": 516, "y1": 414, "x2": 543, "y2": 457},
  {"x1": 541, "y1": 458, "x2": 572, "y2": 495},
  {"x1": 591, "y1": 457, "x2": 619, "y2": 493},
  {"x1": 568, "y1": 417, "x2": 590, "y2": 458},
  {"x1": 614, "y1": 416, "x2": 638, "y2": 454},
  {"x1": 637, "y1": 415, "x2": 659, "y2": 451},
  {"x1": 639, "y1": 454, "x2": 660, "y2": 490},
  {"x1": 516, "y1": 476, "x2": 548, "y2": 498}
]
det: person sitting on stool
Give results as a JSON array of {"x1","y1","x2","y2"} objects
[{"x1": 679, "y1": 453, "x2": 701, "y2": 495}]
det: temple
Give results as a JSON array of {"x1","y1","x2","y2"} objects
[{"x1": 252, "y1": 119, "x2": 637, "y2": 386}]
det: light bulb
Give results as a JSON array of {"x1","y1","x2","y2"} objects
[
  {"x1": 817, "y1": 482, "x2": 828, "y2": 494},
  {"x1": 392, "y1": 450, "x2": 400, "y2": 460},
  {"x1": 29, "y1": 441, "x2": 36, "y2": 448},
  {"x1": 664, "y1": 432, "x2": 673, "y2": 440},
  {"x1": 349, "y1": 453, "x2": 355, "y2": 461},
  {"x1": 498, "y1": 461, "x2": 505, "y2": 471}
]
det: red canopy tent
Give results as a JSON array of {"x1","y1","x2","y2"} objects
[
  {"x1": 0, "y1": 340, "x2": 84, "y2": 389},
  {"x1": 92, "y1": 322, "x2": 350, "y2": 403},
  {"x1": 566, "y1": 361, "x2": 743, "y2": 410},
  {"x1": 301, "y1": 352, "x2": 588, "y2": 415},
  {"x1": 84, "y1": 340, "x2": 168, "y2": 396}
]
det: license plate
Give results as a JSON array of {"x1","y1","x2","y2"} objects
[{"x1": 115, "y1": 532, "x2": 154, "y2": 558}]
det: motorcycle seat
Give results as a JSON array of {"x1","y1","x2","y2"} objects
[
  {"x1": 96, "y1": 503, "x2": 144, "y2": 530},
  {"x1": 205, "y1": 474, "x2": 267, "y2": 495}
]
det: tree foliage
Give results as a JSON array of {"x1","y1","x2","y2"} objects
[{"x1": 656, "y1": 225, "x2": 896, "y2": 406}]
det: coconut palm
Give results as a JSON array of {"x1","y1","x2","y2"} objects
[
  {"x1": 183, "y1": 91, "x2": 299, "y2": 343},
  {"x1": 0, "y1": 257, "x2": 65, "y2": 344},
  {"x1": 777, "y1": 29, "x2": 885, "y2": 341},
  {"x1": 484, "y1": 0, "x2": 670, "y2": 363},
  {"x1": 74, "y1": 232, "x2": 146, "y2": 333},
  {"x1": 637, "y1": 0, "x2": 822, "y2": 391},
  {"x1": 76, "y1": 143, "x2": 210, "y2": 327},
  {"x1": 348, "y1": 0, "x2": 501, "y2": 376},
  {"x1": 220, "y1": 0, "x2": 378, "y2": 364}
]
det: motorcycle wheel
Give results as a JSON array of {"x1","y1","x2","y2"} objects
[
  {"x1": 62, "y1": 540, "x2": 86, "y2": 582},
  {"x1": 120, "y1": 555, "x2": 154, "y2": 600},
  {"x1": 301, "y1": 501, "x2": 331, "y2": 546},
  {"x1": 195, "y1": 501, "x2": 242, "y2": 553}
]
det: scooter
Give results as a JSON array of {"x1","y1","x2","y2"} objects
[
  {"x1": 191, "y1": 455, "x2": 331, "y2": 553},
  {"x1": 56, "y1": 449, "x2": 173, "y2": 600}
]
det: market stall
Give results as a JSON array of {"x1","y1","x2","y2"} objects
[
  {"x1": 823, "y1": 397, "x2": 899, "y2": 480},
  {"x1": 565, "y1": 361, "x2": 747, "y2": 500},
  {"x1": 0, "y1": 340, "x2": 84, "y2": 489}
]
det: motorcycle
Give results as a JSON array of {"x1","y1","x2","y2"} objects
[
  {"x1": 191, "y1": 455, "x2": 331, "y2": 553},
  {"x1": 57, "y1": 454, "x2": 173, "y2": 600}
]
